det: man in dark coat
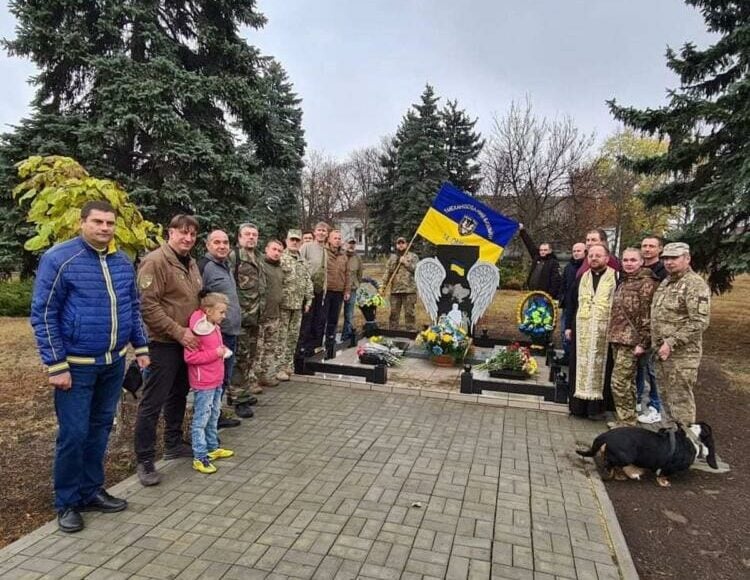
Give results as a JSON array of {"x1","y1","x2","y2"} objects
[
  {"x1": 518, "y1": 225, "x2": 562, "y2": 298},
  {"x1": 558, "y1": 242, "x2": 586, "y2": 361}
]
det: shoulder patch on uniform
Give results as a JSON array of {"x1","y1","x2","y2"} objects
[
  {"x1": 139, "y1": 274, "x2": 153, "y2": 290},
  {"x1": 698, "y1": 296, "x2": 709, "y2": 315}
]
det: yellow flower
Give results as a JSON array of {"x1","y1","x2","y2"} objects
[
  {"x1": 371, "y1": 336, "x2": 382, "y2": 343},
  {"x1": 442, "y1": 333, "x2": 453, "y2": 343},
  {"x1": 426, "y1": 330, "x2": 438, "y2": 343}
]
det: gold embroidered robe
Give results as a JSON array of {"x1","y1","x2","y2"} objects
[{"x1": 574, "y1": 267, "x2": 617, "y2": 400}]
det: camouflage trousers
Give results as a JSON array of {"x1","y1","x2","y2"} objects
[
  {"x1": 655, "y1": 354, "x2": 699, "y2": 426},
  {"x1": 276, "y1": 308, "x2": 303, "y2": 374},
  {"x1": 389, "y1": 292, "x2": 416, "y2": 330},
  {"x1": 255, "y1": 318, "x2": 281, "y2": 382},
  {"x1": 609, "y1": 344, "x2": 638, "y2": 425},
  {"x1": 229, "y1": 325, "x2": 259, "y2": 405}
]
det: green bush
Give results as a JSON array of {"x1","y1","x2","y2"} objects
[
  {"x1": 499, "y1": 259, "x2": 526, "y2": 290},
  {"x1": 0, "y1": 279, "x2": 33, "y2": 316}
]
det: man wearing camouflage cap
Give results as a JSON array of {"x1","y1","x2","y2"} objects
[
  {"x1": 650, "y1": 242, "x2": 710, "y2": 426},
  {"x1": 275, "y1": 229, "x2": 313, "y2": 381}
]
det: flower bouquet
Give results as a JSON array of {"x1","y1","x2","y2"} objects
[
  {"x1": 357, "y1": 336, "x2": 403, "y2": 366},
  {"x1": 356, "y1": 279, "x2": 385, "y2": 323},
  {"x1": 475, "y1": 343, "x2": 538, "y2": 379},
  {"x1": 517, "y1": 291, "x2": 557, "y2": 349},
  {"x1": 415, "y1": 315, "x2": 471, "y2": 366}
]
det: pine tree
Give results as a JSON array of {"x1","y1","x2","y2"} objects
[
  {"x1": 442, "y1": 100, "x2": 484, "y2": 193},
  {"x1": 1, "y1": 0, "x2": 305, "y2": 263},
  {"x1": 609, "y1": 0, "x2": 749, "y2": 292}
]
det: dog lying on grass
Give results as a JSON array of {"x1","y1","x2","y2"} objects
[{"x1": 576, "y1": 423, "x2": 717, "y2": 487}]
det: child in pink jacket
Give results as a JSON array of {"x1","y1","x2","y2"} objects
[{"x1": 184, "y1": 292, "x2": 235, "y2": 474}]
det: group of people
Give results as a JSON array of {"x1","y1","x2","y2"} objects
[
  {"x1": 527, "y1": 228, "x2": 711, "y2": 430},
  {"x1": 30, "y1": 201, "x2": 416, "y2": 534},
  {"x1": 30, "y1": 199, "x2": 711, "y2": 535}
]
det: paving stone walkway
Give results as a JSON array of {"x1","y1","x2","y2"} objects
[{"x1": 0, "y1": 383, "x2": 632, "y2": 580}]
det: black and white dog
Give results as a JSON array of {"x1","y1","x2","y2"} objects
[{"x1": 576, "y1": 423, "x2": 718, "y2": 487}]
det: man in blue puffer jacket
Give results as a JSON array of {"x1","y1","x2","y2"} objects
[{"x1": 30, "y1": 200, "x2": 150, "y2": 534}]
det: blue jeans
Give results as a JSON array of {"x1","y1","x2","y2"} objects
[
  {"x1": 341, "y1": 294, "x2": 356, "y2": 340},
  {"x1": 53, "y1": 358, "x2": 125, "y2": 512},
  {"x1": 636, "y1": 352, "x2": 662, "y2": 412},
  {"x1": 191, "y1": 387, "x2": 222, "y2": 459}
]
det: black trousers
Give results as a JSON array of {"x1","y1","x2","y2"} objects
[
  {"x1": 134, "y1": 341, "x2": 190, "y2": 463},
  {"x1": 322, "y1": 291, "x2": 344, "y2": 343},
  {"x1": 299, "y1": 291, "x2": 326, "y2": 353}
]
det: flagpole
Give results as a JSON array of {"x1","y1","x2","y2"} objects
[{"x1": 381, "y1": 231, "x2": 420, "y2": 294}]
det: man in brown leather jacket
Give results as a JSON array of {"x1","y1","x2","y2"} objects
[{"x1": 134, "y1": 214, "x2": 203, "y2": 486}]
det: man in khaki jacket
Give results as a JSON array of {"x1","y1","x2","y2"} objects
[{"x1": 134, "y1": 214, "x2": 203, "y2": 486}]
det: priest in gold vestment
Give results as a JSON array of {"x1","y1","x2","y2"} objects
[{"x1": 564, "y1": 243, "x2": 618, "y2": 418}]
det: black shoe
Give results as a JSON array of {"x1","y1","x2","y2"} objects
[
  {"x1": 163, "y1": 442, "x2": 193, "y2": 460},
  {"x1": 58, "y1": 508, "x2": 84, "y2": 533},
  {"x1": 235, "y1": 402, "x2": 255, "y2": 418},
  {"x1": 79, "y1": 490, "x2": 128, "y2": 513},
  {"x1": 218, "y1": 416, "x2": 242, "y2": 429},
  {"x1": 247, "y1": 395, "x2": 258, "y2": 406}
]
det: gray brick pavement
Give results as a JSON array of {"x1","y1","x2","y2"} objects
[{"x1": 0, "y1": 383, "x2": 630, "y2": 579}]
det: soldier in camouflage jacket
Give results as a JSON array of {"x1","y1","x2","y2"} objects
[
  {"x1": 382, "y1": 237, "x2": 419, "y2": 330},
  {"x1": 606, "y1": 249, "x2": 659, "y2": 425},
  {"x1": 274, "y1": 230, "x2": 314, "y2": 380},
  {"x1": 227, "y1": 224, "x2": 267, "y2": 415},
  {"x1": 651, "y1": 242, "x2": 710, "y2": 426}
]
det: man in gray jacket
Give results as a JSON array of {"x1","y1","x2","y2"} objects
[{"x1": 199, "y1": 230, "x2": 252, "y2": 425}]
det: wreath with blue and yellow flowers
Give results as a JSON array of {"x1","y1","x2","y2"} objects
[{"x1": 516, "y1": 291, "x2": 558, "y2": 343}]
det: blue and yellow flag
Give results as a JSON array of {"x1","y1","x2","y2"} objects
[{"x1": 416, "y1": 183, "x2": 519, "y2": 262}]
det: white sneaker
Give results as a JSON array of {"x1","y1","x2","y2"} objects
[
  {"x1": 636, "y1": 402, "x2": 642, "y2": 413},
  {"x1": 637, "y1": 406, "x2": 662, "y2": 424}
]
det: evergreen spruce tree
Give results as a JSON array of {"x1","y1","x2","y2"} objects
[
  {"x1": 0, "y1": 0, "x2": 305, "y2": 265},
  {"x1": 609, "y1": 0, "x2": 749, "y2": 292},
  {"x1": 369, "y1": 85, "x2": 483, "y2": 253},
  {"x1": 442, "y1": 99, "x2": 484, "y2": 193}
]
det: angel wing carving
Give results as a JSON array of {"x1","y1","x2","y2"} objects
[
  {"x1": 467, "y1": 261, "x2": 499, "y2": 331},
  {"x1": 414, "y1": 257, "x2": 446, "y2": 325}
]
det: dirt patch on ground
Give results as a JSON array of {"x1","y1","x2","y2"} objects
[{"x1": 603, "y1": 360, "x2": 750, "y2": 579}]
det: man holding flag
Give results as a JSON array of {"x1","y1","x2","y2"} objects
[{"x1": 381, "y1": 236, "x2": 419, "y2": 330}]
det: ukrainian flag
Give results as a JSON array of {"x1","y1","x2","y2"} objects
[{"x1": 416, "y1": 183, "x2": 519, "y2": 262}]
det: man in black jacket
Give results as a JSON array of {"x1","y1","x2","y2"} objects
[
  {"x1": 558, "y1": 242, "x2": 586, "y2": 361},
  {"x1": 519, "y1": 225, "x2": 562, "y2": 298}
]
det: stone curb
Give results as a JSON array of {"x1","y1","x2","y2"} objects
[
  {"x1": 587, "y1": 467, "x2": 640, "y2": 580},
  {"x1": 291, "y1": 374, "x2": 570, "y2": 413}
]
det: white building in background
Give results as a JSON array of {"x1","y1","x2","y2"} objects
[{"x1": 334, "y1": 207, "x2": 367, "y2": 253}]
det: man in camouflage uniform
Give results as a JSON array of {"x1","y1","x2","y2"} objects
[
  {"x1": 606, "y1": 248, "x2": 659, "y2": 426},
  {"x1": 651, "y1": 242, "x2": 711, "y2": 427},
  {"x1": 230, "y1": 223, "x2": 266, "y2": 418},
  {"x1": 382, "y1": 236, "x2": 419, "y2": 330},
  {"x1": 254, "y1": 239, "x2": 285, "y2": 387},
  {"x1": 275, "y1": 230, "x2": 313, "y2": 381}
]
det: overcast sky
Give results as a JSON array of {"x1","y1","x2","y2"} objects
[{"x1": 1, "y1": 0, "x2": 713, "y2": 158}]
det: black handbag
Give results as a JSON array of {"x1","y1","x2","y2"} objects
[{"x1": 122, "y1": 360, "x2": 144, "y2": 399}]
